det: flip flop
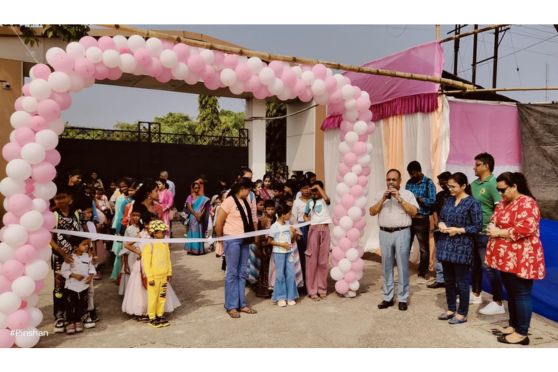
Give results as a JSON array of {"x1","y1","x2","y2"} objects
[
  {"x1": 239, "y1": 307, "x2": 257, "y2": 314},
  {"x1": 226, "y1": 309, "x2": 241, "y2": 318},
  {"x1": 310, "y1": 295, "x2": 320, "y2": 301}
]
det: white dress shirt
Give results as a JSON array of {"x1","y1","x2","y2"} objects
[{"x1": 371, "y1": 189, "x2": 419, "y2": 228}]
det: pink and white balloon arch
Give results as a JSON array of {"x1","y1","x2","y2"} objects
[{"x1": 0, "y1": 34, "x2": 374, "y2": 347}]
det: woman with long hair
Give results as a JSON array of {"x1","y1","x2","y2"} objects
[{"x1": 184, "y1": 181, "x2": 210, "y2": 255}]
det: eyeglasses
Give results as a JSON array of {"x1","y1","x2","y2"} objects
[{"x1": 497, "y1": 187, "x2": 509, "y2": 194}]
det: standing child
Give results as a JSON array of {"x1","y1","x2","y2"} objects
[
  {"x1": 254, "y1": 200, "x2": 276, "y2": 298},
  {"x1": 142, "y1": 220, "x2": 173, "y2": 328},
  {"x1": 268, "y1": 204, "x2": 299, "y2": 307},
  {"x1": 119, "y1": 210, "x2": 142, "y2": 296},
  {"x1": 304, "y1": 180, "x2": 332, "y2": 301},
  {"x1": 60, "y1": 236, "x2": 96, "y2": 334}
]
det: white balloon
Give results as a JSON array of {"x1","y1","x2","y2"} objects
[
  {"x1": 66, "y1": 42, "x2": 85, "y2": 58},
  {"x1": 247, "y1": 57, "x2": 263, "y2": 73},
  {"x1": 32, "y1": 198, "x2": 48, "y2": 212},
  {"x1": 358, "y1": 154, "x2": 372, "y2": 166},
  {"x1": 0, "y1": 292, "x2": 22, "y2": 315},
  {"x1": 6, "y1": 159, "x2": 32, "y2": 181},
  {"x1": 353, "y1": 120, "x2": 368, "y2": 135},
  {"x1": 338, "y1": 258, "x2": 352, "y2": 273},
  {"x1": 311, "y1": 79, "x2": 326, "y2": 96},
  {"x1": 330, "y1": 267, "x2": 344, "y2": 281},
  {"x1": 0, "y1": 312, "x2": 6, "y2": 329},
  {"x1": 338, "y1": 141, "x2": 351, "y2": 155},
  {"x1": 21, "y1": 97, "x2": 39, "y2": 113},
  {"x1": 146, "y1": 37, "x2": 163, "y2": 56},
  {"x1": 367, "y1": 143, "x2": 373, "y2": 154},
  {"x1": 21, "y1": 143, "x2": 46, "y2": 165},
  {"x1": 27, "y1": 307, "x2": 43, "y2": 328},
  {"x1": 102, "y1": 49, "x2": 120, "y2": 68},
  {"x1": 336, "y1": 182, "x2": 350, "y2": 196},
  {"x1": 344, "y1": 99, "x2": 357, "y2": 111},
  {"x1": 49, "y1": 118, "x2": 65, "y2": 135},
  {"x1": 68, "y1": 73, "x2": 85, "y2": 92},
  {"x1": 333, "y1": 226, "x2": 345, "y2": 239},
  {"x1": 3, "y1": 224, "x2": 28, "y2": 247},
  {"x1": 32, "y1": 181, "x2": 57, "y2": 200},
  {"x1": 349, "y1": 280, "x2": 360, "y2": 291},
  {"x1": 25, "y1": 294, "x2": 39, "y2": 308},
  {"x1": 85, "y1": 46, "x2": 103, "y2": 64},
  {"x1": 352, "y1": 164, "x2": 363, "y2": 175},
  {"x1": 11, "y1": 276, "x2": 36, "y2": 298},
  {"x1": 344, "y1": 131, "x2": 358, "y2": 145},
  {"x1": 343, "y1": 172, "x2": 358, "y2": 187},
  {"x1": 10, "y1": 110, "x2": 32, "y2": 129},
  {"x1": 291, "y1": 65, "x2": 302, "y2": 77},
  {"x1": 112, "y1": 35, "x2": 128, "y2": 50},
  {"x1": 356, "y1": 196, "x2": 368, "y2": 208},
  {"x1": 340, "y1": 216, "x2": 353, "y2": 231},
  {"x1": 45, "y1": 47, "x2": 64, "y2": 65},
  {"x1": 348, "y1": 206, "x2": 362, "y2": 221},
  {"x1": 356, "y1": 270, "x2": 364, "y2": 280},
  {"x1": 220, "y1": 68, "x2": 237, "y2": 86},
  {"x1": 36, "y1": 246, "x2": 52, "y2": 262},
  {"x1": 258, "y1": 67, "x2": 275, "y2": 86},
  {"x1": 342, "y1": 84, "x2": 355, "y2": 100},
  {"x1": 343, "y1": 110, "x2": 359, "y2": 122},
  {"x1": 171, "y1": 63, "x2": 189, "y2": 80},
  {"x1": 345, "y1": 290, "x2": 357, "y2": 298},
  {"x1": 314, "y1": 93, "x2": 329, "y2": 106},
  {"x1": 0, "y1": 177, "x2": 25, "y2": 197},
  {"x1": 268, "y1": 79, "x2": 284, "y2": 96},
  {"x1": 24, "y1": 260, "x2": 50, "y2": 281},
  {"x1": 199, "y1": 49, "x2": 214, "y2": 64},
  {"x1": 301, "y1": 70, "x2": 315, "y2": 86},
  {"x1": 127, "y1": 35, "x2": 146, "y2": 52},
  {"x1": 346, "y1": 248, "x2": 359, "y2": 261},
  {"x1": 15, "y1": 328, "x2": 41, "y2": 348},
  {"x1": 20, "y1": 210, "x2": 44, "y2": 232},
  {"x1": 229, "y1": 82, "x2": 244, "y2": 95},
  {"x1": 119, "y1": 53, "x2": 137, "y2": 73},
  {"x1": 48, "y1": 71, "x2": 71, "y2": 93},
  {"x1": 34, "y1": 129, "x2": 58, "y2": 150},
  {"x1": 0, "y1": 242, "x2": 15, "y2": 262},
  {"x1": 160, "y1": 49, "x2": 179, "y2": 69},
  {"x1": 29, "y1": 79, "x2": 51, "y2": 101}
]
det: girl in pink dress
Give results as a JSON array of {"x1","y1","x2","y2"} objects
[{"x1": 157, "y1": 179, "x2": 174, "y2": 236}]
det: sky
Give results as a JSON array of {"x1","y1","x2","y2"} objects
[{"x1": 58, "y1": 24, "x2": 558, "y2": 129}]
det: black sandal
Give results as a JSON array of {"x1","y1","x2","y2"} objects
[{"x1": 226, "y1": 309, "x2": 240, "y2": 318}]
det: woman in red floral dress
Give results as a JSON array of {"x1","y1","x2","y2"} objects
[{"x1": 485, "y1": 172, "x2": 545, "y2": 345}]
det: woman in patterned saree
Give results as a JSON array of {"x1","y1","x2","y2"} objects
[
  {"x1": 184, "y1": 182, "x2": 210, "y2": 255},
  {"x1": 486, "y1": 172, "x2": 545, "y2": 345}
]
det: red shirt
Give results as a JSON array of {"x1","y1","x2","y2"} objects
[{"x1": 485, "y1": 195, "x2": 545, "y2": 280}]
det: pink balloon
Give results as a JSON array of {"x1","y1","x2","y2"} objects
[
  {"x1": 343, "y1": 152, "x2": 357, "y2": 167},
  {"x1": 44, "y1": 149, "x2": 61, "y2": 166},
  {"x1": 7, "y1": 309, "x2": 30, "y2": 330},
  {"x1": 3, "y1": 212, "x2": 20, "y2": 225},
  {"x1": 329, "y1": 89, "x2": 343, "y2": 104},
  {"x1": 253, "y1": 86, "x2": 269, "y2": 100},
  {"x1": 357, "y1": 247, "x2": 365, "y2": 257},
  {"x1": 79, "y1": 36, "x2": 98, "y2": 48},
  {"x1": 339, "y1": 238, "x2": 352, "y2": 251},
  {"x1": 0, "y1": 275, "x2": 12, "y2": 293},
  {"x1": 356, "y1": 95, "x2": 371, "y2": 112},
  {"x1": 134, "y1": 48, "x2": 152, "y2": 67},
  {"x1": 50, "y1": 92, "x2": 72, "y2": 111},
  {"x1": 14, "y1": 244, "x2": 37, "y2": 264},
  {"x1": 0, "y1": 329, "x2": 15, "y2": 348},
  {"x1": 42, "y1": 211, "x2": 56, "y2": 230},
  {"x1": 32, "y1": 162, "x2": 57, "y2": 183},
  {"x1": 269, "y1": 60, "x2": 284, "y2": 76},
  {"x1": 367, "y1": 122, "x2": 376, "y2": 134},
  {"x1": 223, "y1": 54, "x2": 239, "y2": 69},
  {"x1": 333, "y1": 216, "x2": 340, "y2": 225},
  {"x1": 332, "y1": 247, "x2": 345, "y2": 261},
  {"x1": 334, "y1": 204, "x2": 346, "y2": 218},
  {"x1": 204, "y1": 72, "x2": 220, "y2": 90},
  {"x1": 342, "y1": 194, "x2": 355, "y2": 209},
  {"x1": 51, "y1": 52, "x2": 74, "y2": 73},
  {"x1": 353, "y1": 141, "x2": 367, "y2": 155},
  {"x1": 29, "y1": 115, "x2": 49, "y2": 131},
  {"x1": 350, "y1": 185, "x2": 364, "y2": 198},
  {"x1": 354, "y1": 218, "x2": 366, "y2": 230},
  {"x1": 98, "y1": 36, "x2": 116, "y2": 51},
  {"x1": 235, "y1": 63, "x2": 251, "y2": 82},
  {"x1": 353, "y1": 86, "x2": 362, "y2": 98},
  {"x1": 27, "y1": 228, "x2": 51, "y2": 247},
  {"x1": 107, "y1": 67, "x2": 123, "y2": 81},
  {"x1": 2, "y1": 259, "x2": 25, "y2": 281},
  {"x1": 34, "y1": 280, "x2": 45, "y2": 294},
  {"x1": 246, "y1": 75, "x2": 261, "y2": 92},
  {"x1": 2, "y1": 142, "x2": 22, "y2": 161},
  {"x1": 338, "y1": 163, "x2": 349, "y2": 177},
  {"x1": 347, "y1": 228, "x2": 360, "y2": 242},
  {"x1": 298, "y1": 88, "x2": 313, "y2": 103},
  {"x1": 335, "y1": 279, "x2": 349, "y2": 294},
  {"x1": 331, "y1": 257, "x2": 340, "y2": 267},
  {"x1": 358, "y1": 134, "x2": 368, "y2": 142},
  {"x1": 19, "y1": 300, "x2": 27, "y2": 310},
  {"x1": 329, "y1": 102, "x2": 344, "y2": 115},
  {"x1": 25, "y1": 179, "x2": 35, "y2": 194},
  {"x1": 351, "y1": 259, "x2": 364, "y2": 272},
  {"x1": 14, "y1": 96, "x2": 25, "y2": 111},
  {"x1": 7, "y1": 194, "x2": 33, "y2": 216},
  {"x1": 213, "y1": 51, "x2": 225, "y2": 66},
  {"x1": 361, "y1": 167, "x2": 371, "y2": 177},
  {"x1": 187, "y1": 54, "x2": 204, "y2": 74},
  {"x1": 312, "y1": 64, "x2": 328, "y2": 79},
  {"x1": 37, "y1": 99, "x2": 61, "y2": 121},
  {"x1": 14, "y1": 127, "x2": 36, "y2": 146},
  {"x1": 172, "y1": 43, "x2": 190, "y2": 62},
  {"x1": 358, "y1": 175, "x2": 368, "y2": 187},
  {"x1": 281, "y1": 69, "x2": 297, "y2": 89},
  {"x1": 74, "y1": 57, "x2": 95, "y2": 77},
  {"x1": 31, "y1": 64, "x2": 52, "y2": 80},
  {"x1": 161, "y1": 40, "x2": 173, "y2": 50},
  {"x1": 344, "y1": 271, "x2": 357, "y2": 284},
  {"x1": 325, "y1": 76, "x2": 337, "y2": 94},
  {"x1": 358, "y1": 110, "x2": 373, "y2": 122},
  {"x1": 293, "y1": 80, "x2": 305, "y2": 96},
  {"x1": 340, "y1": 120, "x2": 353, "y2": 133},
  {"x1": 336, "y1": 174, "x2": 343, "y2": 183},
  {"x1": 22, "y1": 84, "x2": 31, "y2": 96},
  {"x1": 94, "y1": 63, "x2": 110, "y2": 80}
]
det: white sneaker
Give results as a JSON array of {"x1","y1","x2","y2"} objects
[
  {"x1": 470, "y1": 293, "x2": 483, "y2": 304},
  {"x1": 479, "y1": 301, "x2": 506, "y2": 315},
  {"x1": 278, "y1": 300, "x2": 287, "y2": 307},
  {"x1": 287, "y1": 300, "x2": 296, "y2": 306}
]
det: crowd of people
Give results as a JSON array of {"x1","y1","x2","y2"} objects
[{"x1": 46, "y1": 156, "x2": 545, "y2": 345}]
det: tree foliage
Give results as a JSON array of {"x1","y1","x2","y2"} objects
[
  {"x1": 13, "y1": 24, "x2": 90, "y2": 47},
  {"x1": 265, "y1": 100, "x2": 287, "y2": 171}
]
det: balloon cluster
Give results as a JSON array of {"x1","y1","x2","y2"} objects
[{"x1": 0, "y1": 35, "x2": 375, "y2": 346}]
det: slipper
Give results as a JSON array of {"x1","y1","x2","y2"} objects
[
  {"x1": 239, "y1": 306, "x2": 257, "y2": 314},
  {"x1": 310, "y1": 295, "x2": 320, "y2": 301},
  {"x1": 226, "y1": 309, "x2": 241, "y2": 318},
  {"x1": 319, "y1": 293, "x2": 327, "y2": 299}
]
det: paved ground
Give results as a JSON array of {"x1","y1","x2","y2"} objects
[{"x1": 36, "y1": 224, "x2": 558, "y2": 348}]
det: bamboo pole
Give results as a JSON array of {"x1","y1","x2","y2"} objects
[
  {"x1": 444, "y1": 86, "x2": 558, "y2": 94},
  {"x1": 440, "y1": 24, "x2": 508, "y2": 43},
  {"x1": 98, "y1": 24, "x2": 476, "y2": 91}
]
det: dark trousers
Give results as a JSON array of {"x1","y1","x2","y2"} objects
[
  {"x1": 298, "y1": 225, "x2": 309, "y2": 286},
  {"x1": 64, "y1": 288, "x2": 89, "y2": 323},
  {"x1": 410, "y1": 216, "x2": 430, "y2": 277},
  {"x1": 51, "y1": 253, "x2": 66, "y2": 319},
  {"x1": 471, "y1": 234, "x2": 503, "y2": 301},
  {"x1": 501, "y1": 272, "x2": 534, "y2": 336},
  {"x1": 442, "y1": 262, "x2": 470, "y2": 316}
]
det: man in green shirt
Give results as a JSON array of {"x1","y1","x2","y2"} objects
[{"x1": 470, "y1": 152, "x2": 505, "y2": 315}]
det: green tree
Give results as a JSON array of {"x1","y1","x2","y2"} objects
[
  {"x1": 153, "y1": 112, "x2": 197, "y2": 135},
  {"x1": 219, "y1": 109, "x2": 245, "y2": 137},
  {"x1": 14, "y1": 24, "x2": 90, "y2": 47},
  {"x1": 196, "y1": 95, "x2": 221, "y2": 136},
  {"x1": 265, "y1": 100, "x2": 287, "y2": 171}
]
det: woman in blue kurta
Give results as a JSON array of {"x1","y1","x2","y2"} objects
[
  {"x1": 184, "y1": 182, "x2": 210, "y2": 255},
  {"x1": 436, "y1": 172, "x2": 483, "y2": 324}
]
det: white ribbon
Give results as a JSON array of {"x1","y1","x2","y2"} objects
[{"x1": 51, "y1": 221, "x2": 314, "y2": 245}]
